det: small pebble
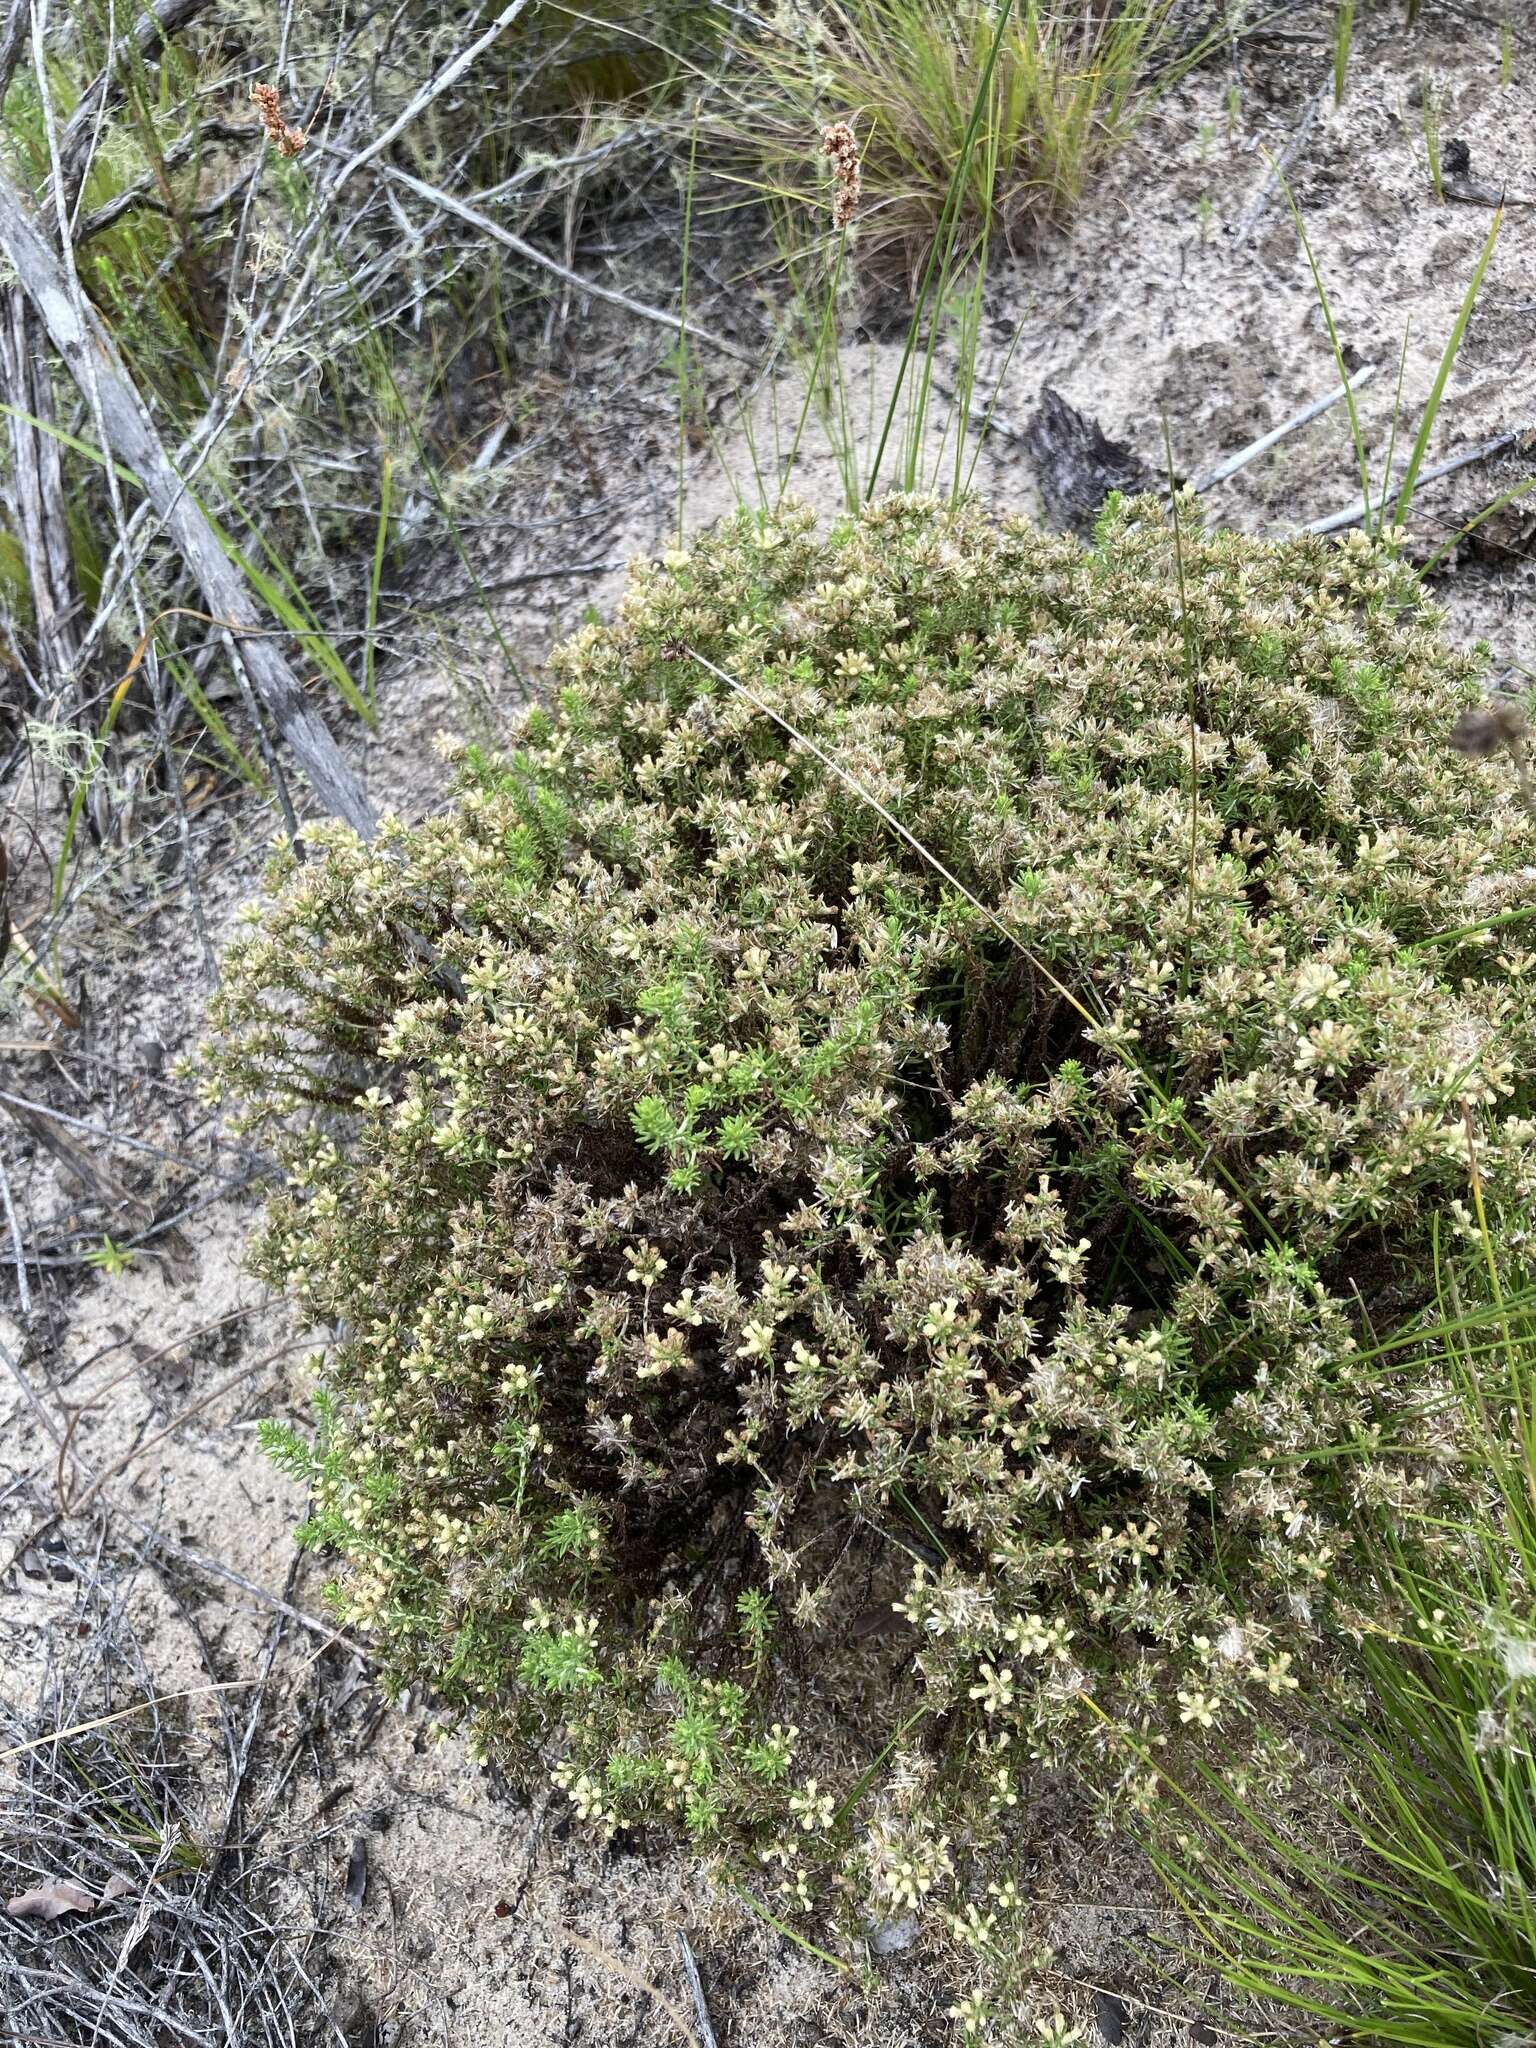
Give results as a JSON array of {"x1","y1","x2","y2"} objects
[{"x1": 869, "y1": 1914, "x2": 919, "y2": 1956}]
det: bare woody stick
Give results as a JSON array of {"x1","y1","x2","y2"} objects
[
  {"x1": 1302, "y1": 427, "x2": 1534, "y2": 537},
  {"x1": 1188, "y1": 365, "x2": 1380, "y2": 492},
  {"x1": 0, "y1": 168, "x2": 374, "y2": 836},
  {"x1": 354, "y1": 154, "x2": 752, "y2": 363}
]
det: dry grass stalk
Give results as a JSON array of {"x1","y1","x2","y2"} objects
[{"x1": 0, "y1": 1551, "x2": 333, "y2": 2048}]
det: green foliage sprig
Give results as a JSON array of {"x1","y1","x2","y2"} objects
[{"x1": 199, "y1": 494, "x2": 1536, "y2": 2015}]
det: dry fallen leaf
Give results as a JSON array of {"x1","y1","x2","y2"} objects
[
  {"x1": 7, "y1": 1878, "x2": 95, "y2": 1921},
  {"x1": 102, "y1": 1874, "x2": 134, "y2": 1902}
]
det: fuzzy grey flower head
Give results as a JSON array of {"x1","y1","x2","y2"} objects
[{"x1": 1450, "y1": 699, "x2": 1528, "y2": 759}]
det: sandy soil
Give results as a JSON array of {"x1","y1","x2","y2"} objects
[{"x1": 4, "y1": 6, "x2": 1535, "y2": 2042}]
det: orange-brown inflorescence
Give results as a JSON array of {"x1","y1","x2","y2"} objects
[
  {"x1": 821, "y1": 120, "x2": 861, "y2": 230},
  {"x1": 251, "y1": 82, "x2": 306, "y2": 158}
]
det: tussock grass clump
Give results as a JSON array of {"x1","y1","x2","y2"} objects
[
  {"x1": 201, "y1": 495, "x2": 1536, "y2": 1962},
  {"x1": 1153, "y1": 1274, "x2": 1536, "y2": 2048},
  {"x1": 739, "y1": 0, "x2": 1184, "y2": 282}
]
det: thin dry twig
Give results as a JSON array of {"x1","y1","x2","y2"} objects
[
  {"x1": 323, "y1": 0, "x2": 533, "y2": 201},
  {"x1": 1188, "y1": 365, "x2": 1379, "y2": 492},
  {"x1": 0, "y1": 1141, "x2": 32, "y2": 1316},
  {"x1": 1301, "y1": 425, "x2": 1535, "y2": 535},
  {"x1": 0, "y1": 1561, "x2": 345, "y2": 2048},
  {"x1": 1231, "y1": 85, "x2": 1323, "y2": 249},
  {"x1": 675, "y1": 1929, "x2": 720, "y2": 2048},
  {"x1": 348, "y1": 153, "x2": 751, "y2": 362}
]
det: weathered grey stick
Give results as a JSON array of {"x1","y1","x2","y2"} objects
[
  {"x1": 359, "y1": 155, "x2": 752, "y2": 362},
  {"x1": 0, "y1": 292, "x2": 81, "y2": 695},
  {"x1": 1188, "y1": 364, "x2": 1379, "y2": 492},
  {"x1": 1301, "y1": 426, "x2": 1534, "y2": 536},
  {"x1": 1232, "y1": 91, "x2": 1323, "y2": 249},
  {"x1": 674, "y1": 1930, "x2": 719, "y2": 2048},
  {"x1": 0, "y1": 167, "x2": 374, "y2": 834},
  {"x1": 323, "y1": 0, "x2": 533, "y2": 203},
  {"x1": 1444, "y1": 175, "x2": 1535, "y2": 209}
]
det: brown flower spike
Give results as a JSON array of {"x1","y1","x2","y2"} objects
[
  {"x1": 251, "y1": 82, "x2": 306, "y2": 158},
  {"x1": 821, "y1": 121, "x2": 861, "y2": 231}
]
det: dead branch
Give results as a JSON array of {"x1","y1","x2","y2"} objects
[
  {"x1": 1189, "y1": 365, "x2": 1379, "y2": 492},
  {"x1": 0, "y1": 168, "x2": 374, "y2": 834},
  {"x1": 1301, "y1": 426, "x2": 1536, "y2": 536},
  {"x1": 676, "y1": 1930, "x2": 720, "y2": 2048},
  {"x1": 324, "y1": 0, "x2": 534, "y2": 203},
  {"x1": 0, "y1": 292, "x2": 84, "y2": 700},
  {"x1": 1232, "y1": 89, "x2": 1323, "y2": 249},
  {"x1": 355, "y1": 153, "x2": 752, "y2": 362}
]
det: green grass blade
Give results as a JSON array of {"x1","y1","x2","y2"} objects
[{"x1": 1394, "y1": 208, "x2": 1503, "y2": 527}]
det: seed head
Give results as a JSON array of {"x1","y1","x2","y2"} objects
[
  {"x1": 821, "y1": 121, "x2": 861, "y2": 231},
  {"x1": 251, "y1": 82, "x2": 306, "y2": 158}
]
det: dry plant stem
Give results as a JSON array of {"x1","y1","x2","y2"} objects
[
  {"x1": 0, "y1": 1086, "x2": 214, "y2": 1171},
  {"x1": 0, "y1": 1575, "x2": 340, "y2": 2048},
  {"x1": 1188, "y1": 364, "x2": 1379, "y2": 490},
  {"x1": 110, "y1": 1515, "x2": 353, "y2": 1644},
  {"x1": 30, "y1": 0, "x2": 150, "y2": 849},
  {"x1": 56, "y1": 1337, "x2": 310, "y2": 1519},
  {"x1": 675, "y1": 1930, "x2": 720, "y2": 2048},
  {"x1": 1231, "y1": 84, "x2": 1323, "y2": 247},
  {"x1": 323, "y1": 0, "x2": 534, "y2": 202},
  {"x1": 0, "y1": 168, "x2": 374, "y2": 834},
  {"x1": 6, "y1": 81, "x2": 70, "y2": 672},
  {"x1": 0, "y1": 1142, "x2": 32, "y2": 1316},
  {"x1": 1302, "y1": 424, "x2": 1534, "y2": 534},
  {"x1": 1510, "y1": 732, "x2": 1536, "y2": 818},
  {"x1": 0, "y1": 292, "x2": 82, "y2": 698},
  {"x1": 0, "y1": 1329, "x2": 70, "y2": 1458},
  {"x1": 353, "y1": 154, "x2": 751, "y2": 362},
  {"x1": 0, "y1": 0, "x2": 25, "y2": 85}
]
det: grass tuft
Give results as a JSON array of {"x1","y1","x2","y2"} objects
[
  {"x1": 729, "y1": 0, "x2": 1186, "y2": 288},
  {"x1": 1149, "y1": 1218, "x2": 1536, "y2": 2048}
]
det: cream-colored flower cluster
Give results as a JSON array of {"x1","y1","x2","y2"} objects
[{"x1": 202, "y1": 493, "x2": 1536, "y2": 2014}]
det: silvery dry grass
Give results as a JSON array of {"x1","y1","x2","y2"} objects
[{"x1": 0, "y1": 1553, "x2": 336, "y2": 2048}]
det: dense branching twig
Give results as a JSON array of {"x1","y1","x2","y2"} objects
[{"x1": 0, "y1": 165, "x2": 374, "y2": 832}]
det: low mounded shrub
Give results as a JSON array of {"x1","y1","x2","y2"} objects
[{"x1": 201, "y1": 495, "x2": 1536, "y2": 1972}]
